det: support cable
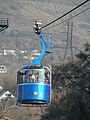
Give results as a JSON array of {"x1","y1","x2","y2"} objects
[
  {"x1": 5, "y1": 0, "x2": 33, "y2": 30},
  {"x1": 43, "y1": 6, "x2": 90, "y2": 31},
  {"x1": 42, "y1": 0, "x2": 90, "y2": 29}
]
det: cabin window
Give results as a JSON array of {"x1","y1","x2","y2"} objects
[
  {"x1": 39, "y1": 70, "x2": 44, "y2": 83},
  {"x1": 19, "y1": 72, "x2": 26, "y2": 83},
  {"x1": 28, "y1": 69, "x2": 45, "y2": 83},
  {"x1": 28, "y1": 70, "x2": 39, "y2": 82},
  {"x1": 44, "y1": 67, "x2": 50, "y2": 84}
]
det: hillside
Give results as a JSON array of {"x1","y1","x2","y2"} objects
[
  {"x1": 0, "y1": 48, "x2": 90, "y2": 120},
  {"x1": 0, "y1": 0, "x2": 90, "y2": 52},
  {"x1": 0, "y1": 0, "x2": 90, "y2": 96}
]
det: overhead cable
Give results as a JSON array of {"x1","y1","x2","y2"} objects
[
  {"x1": 43, "y1": 6, "x2": 90, "y2": 31},
  {"x1": 42, "y1": 0, "x2": 90, "y2": 29}
]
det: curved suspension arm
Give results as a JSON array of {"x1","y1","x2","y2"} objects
[{"x1": 28, "y1": 33, "x2": 46, "y2": 67}]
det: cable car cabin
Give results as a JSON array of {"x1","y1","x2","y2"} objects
[
  {"x1": 17, "y1": 20, "x2": 52, "y2": 106},
  {"x1": 17, "y1": 65, "x2": 51, "y2": 106}
]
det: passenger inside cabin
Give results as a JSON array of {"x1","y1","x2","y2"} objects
[
  {"x1": 29, "y1": 74, "x2": 33, "y2": 82},
  {"x1": 45, "y1": 78, "x2": 49, "y2": 84},
  {"x1": 35, "y1": 73, "x2": 39, "y2": 81},
  {"x1": 44, "y1": 73, "x2": 50, "y2": 84},
  {"x1": 28, "y1": 74, "x2": 37, "y2": 82},
  {"x1": 32, "y1": 74, "x2": 35, "y2": 81}
]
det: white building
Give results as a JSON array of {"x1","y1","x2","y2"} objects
[
  {"x1": 0, "y1": 65, "x2": 7, "y2": 73},
  {"x1": 31, "y1": 50, "x2": 40, "y2": 61},
  {"x1": 3, "y1": 50, "x2": 16, "y2": 56},
  {"x1": 0, "y1": 91, "x2": 15, "y2": 103}
]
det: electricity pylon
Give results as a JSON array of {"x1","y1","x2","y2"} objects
[{"x1": 64, "y1": 16, "x2": 73, "y2": 60}]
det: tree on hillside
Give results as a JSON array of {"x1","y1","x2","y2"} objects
[{"x1": 40, "y1": 43, "x2": 90, "y2": 120}]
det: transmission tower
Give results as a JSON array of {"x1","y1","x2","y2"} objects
[
  {"x1": 64, "y1": 17, "x2": 73, "y2": 60},
  {"x1": 0, "y1": 18, "x2": 8, "y2": 32}
]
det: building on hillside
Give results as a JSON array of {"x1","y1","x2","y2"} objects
[
  {"x1": 0, "y1": 49, "x2": 3, "y2": 55},
  {"x1": 0, "y1": 65, "x2": 7, "y2": 73},
  {"x1": 31, "y1": 49, "x2": 40, "y2": 61},
  {"x1": 0, "y1": 86, "x2": 3, "y2": 92},
  {"x1": 0, "y1": 91, "x2": 15, "y2": 103},
  {"x1": 3, "y1": 50, "x2": 16, "y2": 56}
]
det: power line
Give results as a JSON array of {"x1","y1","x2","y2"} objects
[
  {"x1": 5, "y1": 0, "x2": 33, "y2": 30},
  {"x1": 43, "y1": 6, "x2": 90, "y2": 31},
  {"x1": 42, "y1": 0, "x2": 90, "y2": 29}
]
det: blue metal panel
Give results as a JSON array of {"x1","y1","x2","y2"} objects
[
  {"x1": 17, "y1": 83, "x2": 50, "y2": 104},
  {"x1": 26, "y1": 70, "x2": 29, "y2": 82},
  {"x1": 17, "y1": 71, "x2": 20, "y2": 84},
  {"x1": 28, "y1": 33, "x2": 46, "y2": 67}
]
